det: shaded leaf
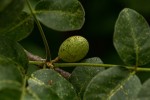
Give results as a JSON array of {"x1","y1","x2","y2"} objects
[
  {"x1": 69, "y1": 57, "x2": 105, "y2": 98},
  {"x1": 0, "y1": 0, "x2": 24, "y2": 32},
  {"x1": 83, "y1": 66, "x2": 141, "y2": 100},
  {"x1": 28, "y1": 69, "x2": 78, "y2": 100},
  {"x1": 0, "y1": 56, "x2": 24, "y2": 83},
  {"x1": 137, "y1": 78, "x2": 150, "y2": 100},
  {"x1": 0, "y1": 36, "x2": 28, "y2": 70},
  {"x1": 24, "y1": 0, "x2": 41, "y2": 13},
  {"x1": 1, "y1": 12, "x2": 34, "y2": 41},
  {"x1": 0, "y1": 36, "x2": 29, "y2": 99},
  {"x1": 26, "y1": 64, "x2": 40, "y2": 77},
  {"x1": 114, "y1": 8, "x2": 150, "y2": 66},
  {"x1": 35, "y1": 0, "x2": 85, "y2": 31},
  {"x1": 0, "y1": 0, "x2": 11, "y2": 11},
  {"x1": 0, "y1": 56, "x2": 24, "y2": 100},
  {"x1": 0, "y1": 82, "x2": 22, "y2": 100},
  {"x1": 23, "y1": 88, "x2": 39, "y2": 100}
]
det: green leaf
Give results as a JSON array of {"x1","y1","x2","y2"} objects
[
  {"x1": 0, "y1": 0, "x2": 24, "y2": 32},
  {"x1": 69, "y1": 57, "x2": 105, "y2": 98},
  {"x1": 0, "y1": 56, "x2": 24, "y2": 100},
  {"x1": 28, "y1": 69, "x2": 78, "y2": 100},
  {"x1": 26, "y1": 64, "x2": 40, "y2": 77},
  {"x1": 0, "y1": 36, "x2": 28, "y2": 99},
  {"x1": 0, "y1": 0, "x2": 11, "y2": 11},
  {"x1": 137, "y1": 78, "x2": 150, "y2": 100},
  {"x1": 0, "y1": 82, "x2": 22, "y2": 100},
  {"x1": 0, "y1": 36, "x2": 28, "y2": 69},
  {"x1": 0, "y1": 56, "x2": 23, "y2": 83},
  {"x1": 34, "y1": 0, "x2": 85, "y2": 31},
  {"x1": 23, "y1": 0, "x2": 41, "y2": 13},
  {"x1": 1, "y1": 12, "x2": 34, "y2": 41},
  {"x1": 114, "y1": 8, "x2": 150, "y2": 66},
  {"x1": 83, "y1": 66, "x2": 142, "y2": 100},
  {"x1": 23, "y1": 89, "x2": 39, "y2": 100}
]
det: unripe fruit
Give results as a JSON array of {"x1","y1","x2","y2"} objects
[{"x1": 58, "y1": 36, "x2": 89, "y2": 62}]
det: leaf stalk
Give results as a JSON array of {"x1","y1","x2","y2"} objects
[
  {"x1": 29, "y1": 61, "x2": 150, "y2": 72},
  {"x1": 25, "y1": 0, "x2": 51, "y2": 62}
]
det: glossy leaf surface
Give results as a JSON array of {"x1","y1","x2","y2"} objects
[{"x1": 114, "y1": 8, "x2": 150, "y2": 66}]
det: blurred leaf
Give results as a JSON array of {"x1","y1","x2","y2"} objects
[
  {"x1": 22, "y1": 89, "x2": 39, "y2": 100},
  {"x1": 83, "y1": 66, "x2": 141, "y2": 100},
  {"x1": 0, "y1": 36, "x2": 28, "y2": 70},
  {"x1": 0, "y1": 82, "x2": 22, "y2": 100},
  {"x1": 0, "y1": 0, "x2": 11, "y2": 11},
  {"x1": 119, "y1": 0, "x2": 150, "y2": 16},
  {"x1": 137, "y1": 78, "x2": 150, "y2": 100},
  {"x1": 0, "y1": 35, "x2": 29, "y2": 99},
  {"x1": 0, "y1": 56, "x2": 24, "y2": 84},
  {"x1": 0, "y1": 56, "x2": 24, "y2": 100},
  {"x1": 23, "y1": 0, "x2": 41, "y2": 13},
  {"x1": 28, "y1": 69, "x2": 78, "y2": 100},
  {"x1": 34, "y1": 0, "x2": 85, "y2": 31},
  {"x1": 26, "y1": 64, "x2": 40, "y2": 77},
  {"x1": 1, "y1": 12, "x2": 34, "y2": 41},
  {"x1": 0, "y1": 0, "x2": 24, "y2": 32},
  {"x1": 114, "y1": 8, "x2": 150, "y2": 66},
  {"x1": 69, "y1": 57, "x2": 105, "y2": 98}
]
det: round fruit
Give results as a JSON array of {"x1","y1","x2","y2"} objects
[{"x1": 58, "y1": 35, "x2": 89, "y2": 62}]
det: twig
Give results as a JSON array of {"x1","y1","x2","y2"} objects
[
  {"x1": 24, "y1": 49, "x2": 45, "y2": 61},
  {"x1": 25, "y1": 49, "x2": 71, "y2": 78},
  {"x1": 54, "y1": 68, "x2": 71, "y2": 79},
  {"x1": 25, "y1": 0, "x2": 51, "y2": 62}
]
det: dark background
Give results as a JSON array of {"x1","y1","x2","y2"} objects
[{"x1": 20, "y1": 0, "x2": 150, "y2": 82}]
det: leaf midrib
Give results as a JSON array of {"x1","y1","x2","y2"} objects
[
  {"x1": 35, "y1": 10, "x2": 84, "y2": 17},
  {"x1": 106, "y1": 72, "x2": 134, "y2": 99}
]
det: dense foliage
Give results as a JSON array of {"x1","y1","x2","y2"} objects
[{"x1": 0, "y1": 0, "x2": 150, "y2": 99}]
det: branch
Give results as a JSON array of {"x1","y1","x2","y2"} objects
[
  {"x1": 25, "y1": 49, "x2": 71, "y2": 79},
  {"x1": 24, "y1": 49, "x2": 45, "y2": 61},
  {"x1": 25, "y1": 0, "x2": 51, "y2": 62},
  {"x1": 54, "y1": 68, "x2": 71, "y2": 79}
]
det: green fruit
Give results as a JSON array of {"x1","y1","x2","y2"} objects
[{"x1": 58, "y1": 35, "x2": 89, "y2": 62}]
